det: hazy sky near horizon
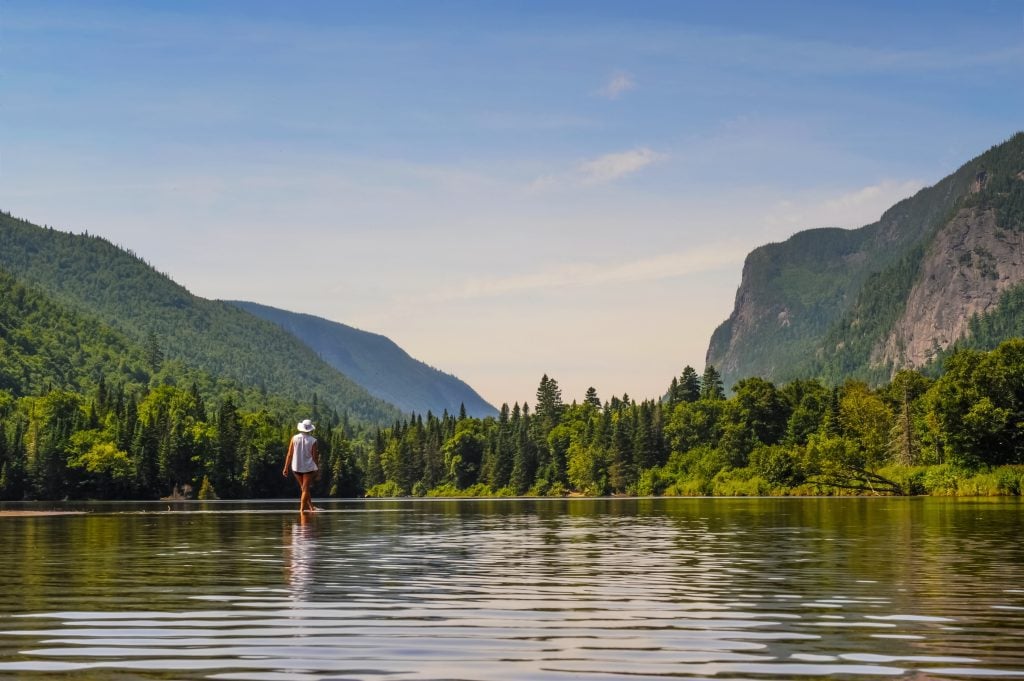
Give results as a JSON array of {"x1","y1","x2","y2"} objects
[{"x1": 2, "y1": 1, "x2": 1023, "y2": 408}]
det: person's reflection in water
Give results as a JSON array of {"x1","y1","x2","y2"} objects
[{"x1": 285, "y1": 513, "x2": 318, "y2": 597}]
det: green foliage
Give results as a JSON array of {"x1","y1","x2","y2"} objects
[
  {"x1": 231, "y1": 301, "x2": 497, "y2": 418},
  {"x1": 749, "y1": 444, "x2": 804, "y2": 486},
  {"x1": 68, "y1": 434, "x2": 133, "y2": 497},
  {"x1": 732, "y1": 377, "x2": 787, "y2": 446},
  {"x1": 933, "y1": 282, "x2": 1024, "y2": 366},
  {"x1": 709, "y1": 468, "x2": 770, "y2": 496},
  {"x1": 0, "y1": 268, "x2": 150, "y2": 396},
  {"x1": 197, "y1": 476, "x2": 218, "y2": 500},
  {"x1": 709, "y1": 133, "x2": 1024, "y2": 388},
  {"x1": 4, "y1": 230, "x2": 1024, "y2": 504},
  {"x1": 365, "y1": 480, "x2": 404, "y2": 498},
  {"x1": 6, "y1": 344, "x2": 1024, "y2": 500},
  {"x1": 967, "y1": 132, "x2": 1024, "y2": 231},
  {"x1": 818, "y1": 247, "x2": 925, "y2": 384},
  {"x1": 665, "y1": 366, "x2": 700, "y2": 407},
  {"x1": 633, "y1": 467, "x2": 670, "y2": 496},
  {"x1": 699, "y1": 365, "x2": 725, "y2": 401},
  {"x1": 0, "y1": 213, "x2": 401, "y2": 424},
  {"x1": 874, "y1": 465, "x2": 928, "y2": 496},
  {"x1": 924, "y1": 341, "x2": 1024, "y2": 467},
  {"x1": 780, "y1": 379, "x2": 829, "y2": 445}
]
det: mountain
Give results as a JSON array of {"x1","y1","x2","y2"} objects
[
  {"x1": 229, "y1": 302, "x2": 497, "y2": 418},
  {"x1": 0, "y1": 266, "x2": 150, "y2": 396},
  {"x1": 0, "y1": 213, "x2": 402, "y2": 424},
  {"x1": 707, "y1": 132, "x2": 1024, "y2": 388}
]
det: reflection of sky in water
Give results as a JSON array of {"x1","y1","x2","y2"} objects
[{"x1": 0, "y1": 499, "x2": 1022, "y2": 679}]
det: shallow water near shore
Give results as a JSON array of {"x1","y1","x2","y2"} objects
[{"x1": 1, "y1": 497, "x2": 1023, "y2": 679}]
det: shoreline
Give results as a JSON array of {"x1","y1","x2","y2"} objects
[{"x1": 0, "y1": 510, "x2": 88, "y2": 517}]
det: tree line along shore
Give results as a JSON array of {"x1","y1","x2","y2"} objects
[{"x1": 3, "y1": 340, "x2": 1024, "y2": 501}]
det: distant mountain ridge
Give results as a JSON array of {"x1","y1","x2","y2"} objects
[
  {"x1": 229, "y1": 302, "x2": 497, "y2": 418},
  {"x1": 707, "y1": 132, "x2": 1024, "y2": 387},
  {"x1": 0, "y1": 213, "x2": 401, "y2": 424}
]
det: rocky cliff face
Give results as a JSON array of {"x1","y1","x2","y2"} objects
[
  {"x1": 706, "y1": 227, "x2": 871, "y2": 383},
  {"x1": 873, "y1": 205, "x2": 1024, "y2": 369},
  {"x1": 706, "y1": 132, "x2": 1024, "y2": 387}
]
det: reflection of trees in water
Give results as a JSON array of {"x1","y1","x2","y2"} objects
[{"x1": 285, "y1": 515, "x2": 317, "y2": 596}]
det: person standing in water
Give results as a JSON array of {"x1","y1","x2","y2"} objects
[{"x1": 282, "y1": 419, "x2": 320, "y2": 513}]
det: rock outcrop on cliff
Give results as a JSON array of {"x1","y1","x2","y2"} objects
[
  {"x1": 706, "y1": 132, "x2": 1024, "y2": 388},
  {"x1": 873, "y1": 207, "x2": 1024, "y2": 370}
]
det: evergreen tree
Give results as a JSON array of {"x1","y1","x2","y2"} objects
[
  {"x1": 584, "y1": 387, "x2": 601, "y2": 408},
  {"x1": 700, "y1": 365, "x2": 725, "y2": 401},
  {"x1": 822, "y1": 386, "x2": 842, "y2": 437},
  {"x1": 364, "y1": 445, "x2": 384, "y2": 489},
  {"x1": 510, "y1": 404, "x2": 535, "y2": 494},
  {"x1": 608, "y1": 408, "x2": 635, "y2": 492},
  {"x1": 0, "y1": 421, "x2": 10, "y2": 500},
  {"x1": 213, "y1": 397, "x2": 241, "y2": 497},
  {"x1": 633, "y1": 401, "x2": 658, "y2": 471},
  {"x1": 535, "y1": 375, "x2": 564, "y2": 427},
  {"x1": 679, "y1": 366, "x2": 701, "y2": 402},
  {"x1": 144, "y1": 331, "x2": 164, "y2": 373},
  {"x1": 487, "y1": 403, "x2": 514, "y2": 489},
  {"x1": 328, "y1": 430, "x2": 360, "y2": 496},
  {"x1": 189, "y1": 382, "x2": 206, "y2": 420},
  {"x1": 666, "y1": 377, "x2": 680, "y2": 407}
]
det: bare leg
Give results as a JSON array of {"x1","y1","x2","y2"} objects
[
  {"x1": 297, "y1": 473, "x2": 306, "y2": 512},
  {"x1": 299, "y1": 473, "x2": 314, "y2": 513}
]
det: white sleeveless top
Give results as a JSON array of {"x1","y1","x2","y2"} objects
[{"x1": 290, "y1": 433, "x2": 318, "y2": 473}]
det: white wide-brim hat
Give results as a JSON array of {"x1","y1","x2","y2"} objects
[{"x1": 297, "y1": 419, "x2": 316, "y2": 432}]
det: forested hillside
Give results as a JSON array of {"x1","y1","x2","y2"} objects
[
  {"x1": 707, "y1": 132, "x2": 1024, "y2": 388},
  {"x1": 2, "y1": 239, "x2": 1021, "y2": 501},
  {"x1": 0, "y1": 268, "x2": 149, "y2": 396},
  {"x1": 5, "y1": 346, "x2": 1024, "y2": 501},
  {"x1": 232, "y1": 301, "x2": 496, "y2": 418},
  {"x1": 820, "y1": 134, "x2": 1024, "y2": 381},
  {"x1": 0, "y1": 213, "x2": 401, "y2": 425}
]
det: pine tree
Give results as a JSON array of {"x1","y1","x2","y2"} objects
[
  {"x1": 680, "y1": 366, "x2": 701, "y2": 402},
  {"x1": 822, "y1": 387, "x2": 842, "y2": 437},
  {"x1": 491, "y1": 403, "x2": 514, "y2": 488},
  {"x1": 535, "y1": 375, "x2": 564, "y2": 427},
  {"x1": 144, "y1": 331, "x2": 164, "y2": 373},
  {"x1": 666, "y1": 377, "x2": 680, "y2": 407},
  {"x1": 510, "y1": 403, "x2": 535, "y2": 494},
  {"x1": 189, "y1": 382, "x2": 206, "y2": 420},
  {"x1": 584, "y1": 387, "x2": 601, "y2": 408},
  {"x1": 608, "y1": 410, "x2": 634, "y2": 492},
  {"x1": 633, "y1": 402, "x2": 658, "y2": 471},
  {"x1": 0, "y1": 426, "x2": 9, "y2": 500},
  {"x1": 214, "y1": 397, "x2": 241, "y2": 497},
  {"x1": 700, "y1": 365, "x2": 725, "y2": 401},
  {"x1": 365, "y1": 446, "x2": 384, "y2": 489}
]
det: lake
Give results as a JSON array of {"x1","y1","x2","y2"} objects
[{"x1": 1, "y1": 497, "x2": 1023, "y2": 679}]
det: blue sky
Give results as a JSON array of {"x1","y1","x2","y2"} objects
[{"x1": 2, "y1": 1, "x2": 1023, "y2": 406}]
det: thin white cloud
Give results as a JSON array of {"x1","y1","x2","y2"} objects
[
  {"x1": 764, "y1": 179, "x2": 926, "y2": 234},
  {"x1": 532, "y1": 147, "x2": 667, "y2": 190},
  {"x1": 820, "y1": 179, "x2": 924, "y2": 217},
  {"x1": 579, "y1": 147, "x2": 665, "y2": 184},
  {"x1": 598, "y1": 70, "x2": 636, "y2": 99},
  {"x1": 422, "y1": 242, "x2": 746, "y2": 302}
]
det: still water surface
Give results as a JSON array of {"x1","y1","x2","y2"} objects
[{"x1": 1, "y1": 497, "x2": 1023, "y2": 679}]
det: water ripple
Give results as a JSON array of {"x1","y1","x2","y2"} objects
[{"x1": 2, "y1": 498, "x2": 1023, "y2": 679}]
